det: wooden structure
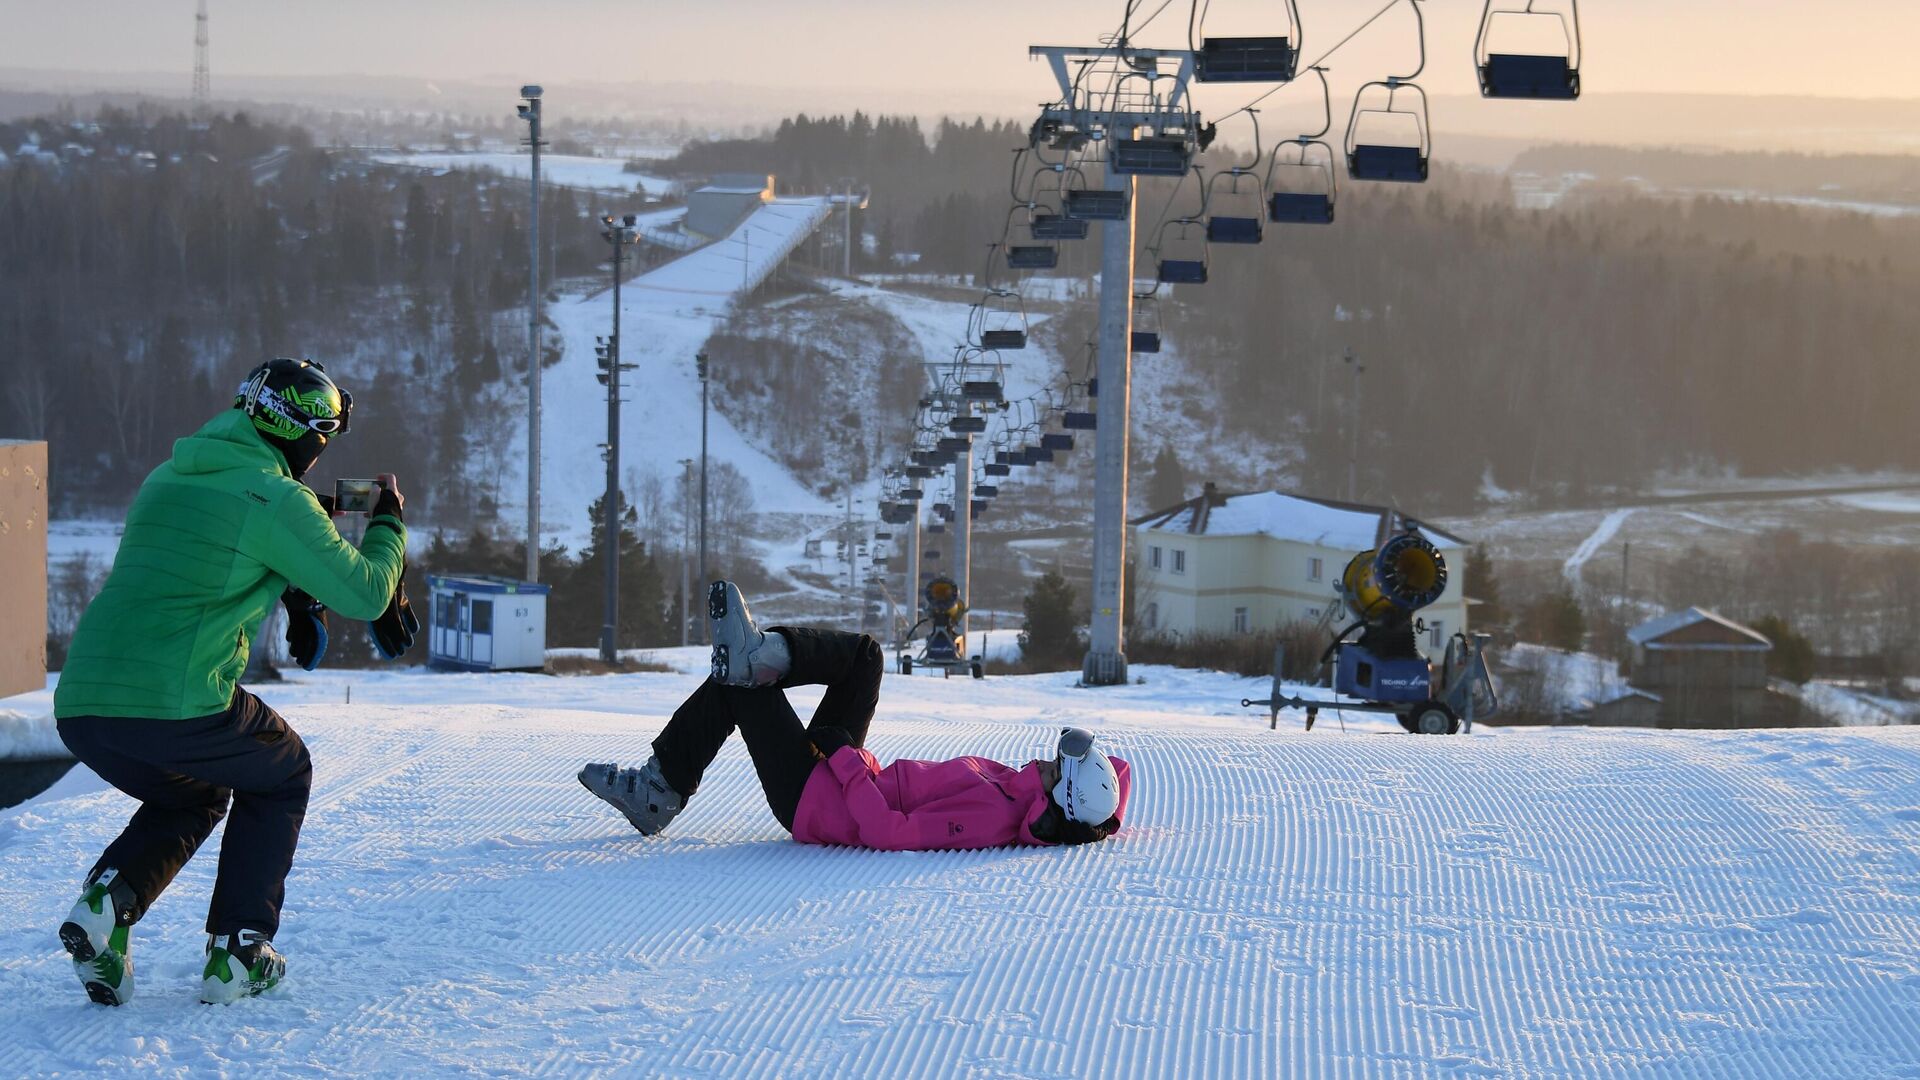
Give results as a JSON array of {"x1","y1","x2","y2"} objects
[
  {"x1": 1591, "y1": 608, "x2": 1797, "y2": 728},
  {"x1": 0, "y1": 440, "x2": 47, "y2": 698}
]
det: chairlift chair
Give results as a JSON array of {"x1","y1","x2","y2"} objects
[
  {"x1": 1204, "y1": 116, "x2": 1267, "y2": 244},
  {"x1": 1040, "y1": 433, "x2": 1075, "y2": 452},
  {"x1": 962, "y1": 379, "x2": 1005, "y2": 402},
  {"x1": 1026, "y1": 446, "x2": 1056, "y2": 463},
  {"x1": 1064, "y1": 168, "x2": 1130, "y2": 221},
  {"x1": 1265, "y1": 68, "x2": 1338, "y2": 224},
  {"x1": 948, "y1": 415, "x2": 988, "y2": 434},
  {"x1": 1192, "y1": 0, "x2": 1304, "y2": 83},
  {"x1": 1031, "y1": 211, "x2": 1092, "y2": 240},
  {"x1": 1132, "y1": 290, "x2": 1164, "y2": 353},
  {"x1": 975, "y1": 484, "x2": 998, "y2": 498},
  {"x1": 1476, "y1": 0, "x2": 1581, "y2": 100},
  {"x1": 971, "y1": 288, "x2": 1029, "y2": 351},
  {"x1": 1153, "y1": 217, "x2": 1210, "y2": 285},
  {"x1": 1004, "y1": 204, "x2": 1060, "y2": 270},
  {"x1": 985, "y1": 463, "x2": 1012, "y2": 477},
  {"x1": 1346, "y1": 2, "x2": 1432, "y2": 184},
  {"x1": 899, "y1": 487, "x2": 924, "y2": 500}
]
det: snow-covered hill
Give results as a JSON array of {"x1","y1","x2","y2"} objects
[{"x1": 4, "y1": 661, "x2": 1918, "y2": 1076}]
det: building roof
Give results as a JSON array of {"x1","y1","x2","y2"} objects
[
  {"x1": 1626, "y1": 607, "x2": 1771, "y2": 650},
  {"x1": 427, "y1": 574, "x2": 552, "y2": 596},
  {"x1": 1131, "y1": 484, "x2": 1469, "y2": 550}
]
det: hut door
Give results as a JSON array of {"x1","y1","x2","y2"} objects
[{"x1": 472, "y1": 599, "x2": 494, "y2": 666}]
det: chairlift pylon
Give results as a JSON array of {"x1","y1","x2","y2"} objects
[
  {"x1": 1346, "y1": 0, "x2": 1432, "y2": 184},
  {"x1": 1191, "y1": 0, "x2": 1305, "y2": 84},
  {"x1": 1476, "y1": 0, "x2": 1581, "y2": 100}
]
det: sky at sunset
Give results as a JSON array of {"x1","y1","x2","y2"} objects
[{"x1": 1, "y1": 1, "x2": 1912, "y2": 107}]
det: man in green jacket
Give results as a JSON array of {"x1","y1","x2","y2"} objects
[{"x1": 52, "y1": 358, "x2": 416, "y2": 1006}]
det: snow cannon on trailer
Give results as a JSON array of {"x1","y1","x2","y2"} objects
[
  {"x1": 1240, "y1": 525, "x2": 1498, "y2": 734},
  {"x1": 895, "y1": 575, "x2": 983, "y2": 679}
]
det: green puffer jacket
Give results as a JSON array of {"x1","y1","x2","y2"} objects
[{"x1": 54, "y1": 410, "x2": 408, "y2": 721}]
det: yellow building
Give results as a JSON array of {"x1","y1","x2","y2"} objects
[{"x1": 1131, "y1": 484, "x2": 1471, "y2": 655}]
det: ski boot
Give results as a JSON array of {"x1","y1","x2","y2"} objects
[
  {"x1": 59, "y1": 869, "x2": 138, "y2": 1006},
  {"x1": 578, "y1": 757, "x2": 684, "y2": 836},
  {"x1": 708, "y1": 580, "x2": 790, "y2": 688},
  {"x1": 201, "y1": 931, "x2": 286, "y2": 1004}
]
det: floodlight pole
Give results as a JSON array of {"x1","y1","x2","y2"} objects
[
  {"x1": 1028, "y1": 44, "x2": 1196, "y2": 686},
  {"x1": 518, "y1": 85, "x2": 545, "y2": 584}
]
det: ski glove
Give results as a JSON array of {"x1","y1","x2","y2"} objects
[
  {"x1": 369, "y1": 570, "x2": 420, "y2": 660},
  {"x1": 282, "y1": 588, "x2": 329, "y2": 671}
]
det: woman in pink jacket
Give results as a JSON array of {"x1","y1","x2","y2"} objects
[{"x1": 580, "y1": 582, "x2": 1131, "y2": 849}]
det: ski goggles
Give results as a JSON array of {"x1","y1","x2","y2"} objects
[{"x1": 239, "y1": 368, "x2": 352, "y2": 435}]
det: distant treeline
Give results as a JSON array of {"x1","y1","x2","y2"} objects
[
  {"x1": 673, "y1": 113, "x2": 1920, "y2": 505},
  {"x1": 0, "y1": 107, "x2": 611, "y2": 520},
  {"x1": 1513, "y1": 144, "x2": 1920, "y2": 204}
]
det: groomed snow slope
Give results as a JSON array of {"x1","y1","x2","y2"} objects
[{"x1": 3, "y1": 661, "x2": 1919, "y2": 1077}]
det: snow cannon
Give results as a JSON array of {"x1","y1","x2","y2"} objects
[
  {"x1": 897, "y1": 576, "x2": 983, "y2": 679},
  {"x1": 1340, "y1": 530, "x2": 1449, "y2": 622},
  {"x1": 1240, "y1": 523, "x2": 1496, "y2": 735}
]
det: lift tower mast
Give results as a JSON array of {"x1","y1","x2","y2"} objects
[{"x1": 1027, "y1": 44, "x2": 1199, "y2": 686}]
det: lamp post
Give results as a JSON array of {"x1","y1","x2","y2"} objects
[
  {"x1": 516, "y1": 85, "x2": 545, "y2": 583},
  {"x1": 596, "y1": 214, "x2": 639, "y2": 664}
]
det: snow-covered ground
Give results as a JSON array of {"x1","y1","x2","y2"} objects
[
  {"x1": 528, "y1": 198, "x2": 842, "y2": 553},
  {"x1": 371, "y1": 151, "x2": 673, "y2": 200},
  {"x1": 3, "y1": 660, "x2": 1919, "y2": 1076}
]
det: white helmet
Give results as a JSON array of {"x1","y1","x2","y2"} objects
[{"x1": 1051, "y1": 727, "x2": 1121, "y2": 825}]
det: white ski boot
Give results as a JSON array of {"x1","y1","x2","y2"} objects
[
  {"x1": 708, "y1": 580, "x2": 790, "y2": 687},
  {"x1": 201, "y1": 930, "x2": 286, "y2": 1004},
  {"x1": 578, "y1": 757, "x2": 684, "y2": 836},
  {"x1": 59, "y1": 869, "x2": 137, "y2": 1006}
]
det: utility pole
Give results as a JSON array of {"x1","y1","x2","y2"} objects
[
  {"x1": 1345, "y1": 347, "x2": 1364, "y2": 503},
  {"x1": 843, "y1": 182, "x2": 854, "y2": 278},
  {"x1": 517, "y1": 86, "x2": 545, "y2": 583},
  {"x1": 697, "y1": 351, "x2": 710, "y2": 637},
  {"x1": 596, "y1": 215, "x2": 639, "y2": 664},
  {"x1": 1027, "y1": 44, "x2": 1196, "y2": 686}
]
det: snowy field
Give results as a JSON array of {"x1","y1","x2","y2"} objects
[
  {"x1": 4, "y1": 658, "x2": 1920, "y2": 1076},
  {"x1": 372, "y1": 152, "x2": 673, "y2": 200}
]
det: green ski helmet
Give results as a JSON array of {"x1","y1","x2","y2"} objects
[{"x1": 233, "y1": 358, "x2": 352, "y2": 480}]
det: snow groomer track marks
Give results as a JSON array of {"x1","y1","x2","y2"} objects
[{"x1": 3, "y1": 667, "x2": 1919, "y2": 1077}]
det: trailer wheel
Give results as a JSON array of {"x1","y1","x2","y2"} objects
[{"x1": 1401, "y1": 701, "x2": 1460, "y2": 735}]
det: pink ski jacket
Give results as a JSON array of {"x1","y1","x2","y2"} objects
[{"x1": 791, "y1": 746, "x2": 1134, "y2": 850}]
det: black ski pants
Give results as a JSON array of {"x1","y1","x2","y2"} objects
[
  {"x1": 652, "y1": 627, "x2": 883, "y2": 831},
  {"x1": 57, "y1": 688, "x2": 312, "y2": 938}
]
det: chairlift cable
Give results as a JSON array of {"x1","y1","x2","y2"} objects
[{"x1": 1216, "y1": 0, "x2": 1407, "y2": 123}]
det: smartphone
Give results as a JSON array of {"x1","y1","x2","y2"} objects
[{"x1": 334, "y1": 478, "x2": 381, "y2": 514}]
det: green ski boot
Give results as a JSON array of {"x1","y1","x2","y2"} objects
[
  {"x1": 201, "y1": 931, "x2": 287, "y2": 1005},
  {"x1": 59, "y1": 869, "x2": 137, "y2": 1006}
]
